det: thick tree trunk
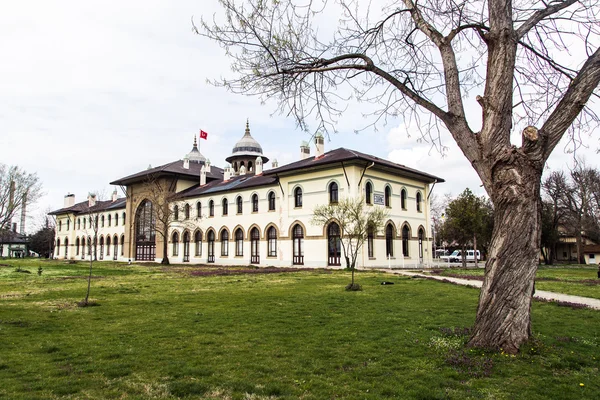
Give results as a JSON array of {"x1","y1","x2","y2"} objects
[{"x1": 469, "y1": 165, "x2": 542, "y2": 354}]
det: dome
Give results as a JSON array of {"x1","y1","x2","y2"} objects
[
  {"x1": 225, "y1": 120, "x2": 269, "y2": 164},
  {"x1": 186, "y1": 137, "x2": 206, "y2": 164}
]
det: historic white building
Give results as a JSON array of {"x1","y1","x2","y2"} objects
[{"x1": 51, "y1": 123, "x2": 444, "y2": 268}]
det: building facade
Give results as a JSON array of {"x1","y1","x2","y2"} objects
[{"x1": 51, "y1": 124, "x2": 444, "y2": 268}]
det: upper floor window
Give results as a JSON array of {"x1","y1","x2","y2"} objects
[
  {"x1": 401, "y1": 189, "x2": 407, "y2": 210},
  {"x1": 222, "y1": 198, "x2": 228, "y2": 216},
  {"x1": 184, "y1": 204, "x2": 190, "y2": 220},
  {"x1": 268, "y1": 192, "x2": 276, "y2": 211},
  {"x1": 416, "y1": 192, "x2": 422, "y2": 212},
  {"x1": 58, "y1": 221, "x2": 62, "y2": 231},
  {"x1": 101, "y1": 215, "x2": 105, "y2": 227},
  {"x1": 108, "y1": 214, "x2": 111, "y2": 227},
  {"x1": 385, "y1": 186, "x2": 391, "y2": 207},
  {"x1": 252, "y1": 194, "x2": 259, "y2": 212},
  {"x1": 83, "y1": 219, "x2": 86, "y2": 229},
  {"x1": 366, "y1": 182, "x2": 373, "y2": 205},
  {"x1": 209, "y1": 200, "x2": 214, "y2": 217},
  {"x1": 294, "y1": 187, "x2": 303, "y2": 208},
  {"x1": 236, "y1": 196, "x2": 243, "y2": 214},
  {"x1": 197, "y1": 202, "x2": 202, "y2": 218},
  {"x1": 114, "y1": 213, "x2": 119, "y2": 226},
  {"x1": 122, "y1": 212, "x2": 126, "y2": 225},
  {"x1": 174, "y1": 205, "x2": 179, "y2": 220},
  {"x1": 77, "y1": 218, "x2": 81, "y2": 230},
  {"x1": 66, "y1": 220, "x2": 70, "y2": 231},
  {"x1": 329, "y1": 182, "x2": 338, "y2": 204}
]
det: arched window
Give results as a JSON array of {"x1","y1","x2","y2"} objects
[
  {"x1": 83, "y1": 218, "x2": 86, "y2": 229},
  {"x1": 329, "y1": 182, "x2": 338, "y2": 204},
  {"x1": 76, "y1": 237, "x2": 80, "y2": 256},
  {"x1": 194, "y1": 231, "x2": 203, "y2": 256},
  {"x1": 106, "y1": 236, "x2": 111, "y2": 256},
  {"x1": 209, "y1": 200, "x2": 214, "y2": 217},
  {"x1": 367, "y1": 226, "x2": 374, "y2": 258},
  {"x1": 172, "y1": 231, "x2": 179, "y2": 256},
  {"x1": 416, "y1": 192, "x2": 422, "y2": 212},
  {"x1": 292, "y1": 224, "x2": 304, "y2": 265},
  {"x1": 252, "y1": 194, "x2": 259, "y2": 212},
  {"x1": 66, "y1": 220, "x2": 70, "y2": 231},
  {"x1": 56, "y1": 239, "x2": 61, "y2": 256},
  {"x1": 81, "y1": 237, "x2": 85, "y2": 259},
  {"x1": 58, "y1": 221, "x2": 62, "y2": 231},
  {"x1": 418, "y1": 227, "x2": 425, "y2": 261},
  {"x1": 135, "y1": 200, "x2": 155, "y2": 261},
  {"x1": 183, "y1": 231, "x2": 190, "y2": 262},
  {"x1": 221, "y1": 230, "x2": 229, "y2": 256},
  {"x1": 366, "y1": 182, "x2": 373, "y2": 205},
  {"x1": 222, "y1": 198, "x2": 228, "y2": 216},
  {"x1": 99, "y1": 236, "x2": 104, "y2": 260},
  {"x1": 77, "y1": 218, "x2": 81, "y2": 230},
  {"x1": 122, "y1": 212, "x2": 126, "y2": 225},
  {"x1": 236, "y1": 196, "x2": 243, "y2": 214},
  {"x1": 101, "y1": 215, "x2": 105, "y2": 227},
  {"x1": 114, "y1": 213, "x2": 119, "y2": 226},
  {"x1": 120, "y1": 235, "x2": 124, "y2": 256},
  {"x1": 113, "y1": 235, "x2": 118, "y2": 260},
  {"x1": 235, "y1": 228, "x2": 243, "y2": 256},
  {"x1": 294, "y1": 187, "x2": 303, "y2": 208},
  {"x1": 174, "y1": 205, "x2": 179, "y2": 221},
  {"x1": 207, "y1": 231, "x2": 215, "y2": 262},
  {"x1": 401, "y1": 189, "x2": 407, "y2": 210},
  {"x1": 250, "y1": 228, "x2": 260, "y2": 264},
  {"x1": 64, "y1": 238, "x2": 69, "y2": 258},
  {"x1": 267, "y1": 227, "x2": 277, "y2": 257},
  {"x1": 327, "y1": 223, "x2": 341, "y2": 266},
  {"x1": 385, "y1": 186, "x2": 391, "y2": 207},
  {"x1": 268, "y1": 192, "x2": 276, "y2": 211},
  {"x1": 184, "y1": 204, "x2": 190, "y2": 220},
  {"x1": 402, "y1": 225, "x2": 410, "y2": 257},
  {"x1": 108, "y1": 214, "x2": 111, "y2": 227},
  {"x1": 248, "y1": 161, "x2": 253, "y2": 172},
  {"x1": 385, "y1": 224, "x2": 394, "y2": 257},
  {"x1": 197, "y1": 202, "x2": 202, "y2": 218}
]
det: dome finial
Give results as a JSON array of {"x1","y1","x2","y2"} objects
[
  {"x1": 245, "y1": 119, "x2": 250, "y2": 136},
  {"x1": 193, "y1": 135, "x2": 198, "y2": 148}
]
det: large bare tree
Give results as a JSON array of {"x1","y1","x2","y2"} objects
[
  {"x1": 0, "y1": 163, "x2": 42, "y2": 232},
  {"x1": 198, "y1": 0, "x2": 600, "y2": 352}
]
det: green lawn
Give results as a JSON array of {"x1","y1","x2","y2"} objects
[
  {"x1": 430, "y1": 265, "x2": 600, "y2": 300},
  {"x1": 1, "y1": 259, "x2": 599, "y2": 399}
]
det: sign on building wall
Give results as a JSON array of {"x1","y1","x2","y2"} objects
[{"x1": 373, "y1": 193, "x2": 385, "y2": 205}]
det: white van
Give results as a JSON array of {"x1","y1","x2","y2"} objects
[{"x1": 440, "y1": 250, "x2": 481, "y2": 263}]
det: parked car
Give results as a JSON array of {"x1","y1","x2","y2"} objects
[{"x1": 440, "y1": 250, "x2": 481, "y2": 263}]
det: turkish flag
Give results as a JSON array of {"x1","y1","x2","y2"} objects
[{"x1": 200, "y1": 130, "x2": 208, "y2": 140}]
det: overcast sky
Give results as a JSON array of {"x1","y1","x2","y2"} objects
[{"x1": 1, "y1": 0, "x2": 598, "y2": 232}]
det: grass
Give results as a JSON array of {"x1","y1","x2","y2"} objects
[
  {"x1": 430, "y1": 265, "x2": 600, "y2": 299},
  {"x1": 0, "y1": 259, "x2": 599, "y2": 399}
]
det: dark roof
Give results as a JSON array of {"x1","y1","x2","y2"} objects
[
  {"x1": 583, "y1": 245, "x2": 600, "y2": 254},
  {"x1": 264, "y1": 147, "x2": 444, "y2": 183},
  {"x1": 0, "y1": 230, "x2": 29, "y2": 244},
  {"x1": 178, "y1": 173, "x2": 278, "y2": 199},
  {"x1": 49, "y1": 198, "x2": 127, "y2": 216},
  {"x1": 110, "y1": 160, "x2": 223, "y2": 186}
]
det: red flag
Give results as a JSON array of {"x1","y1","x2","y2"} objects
[{"x1": 200, "y1": 129, "x2": 208, "y2": 140}]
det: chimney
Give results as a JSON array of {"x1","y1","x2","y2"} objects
[
  {"x1": 206, "y1": 159, "x2": 211, "y2": 173},
  {"x1": 20, "y1": 192, "x2": 27, "y2": 235},
  {"x1": 64, "y1": 193, "x2": 75, "y2": 208},
  {"x1": 88, "y1": 193, "x2": 97, "y2": 207},
  {"x1": 12, "y1": 222, "x2": 17, "y2": 232},
  {"x1": 200, "y1": 165, "x2": 207, "y2": 186},
  {"x1": 183, "y1": 156, "x2": 190, "y2": 170},
  {"x1": 272, "y1": 159, "x2": 279, "y2": 168},
  {"x1": 112, "y1": 190, "x2": 118, "y2": 202},
  {"x1": 224, "y1": 165, "x2": 232, "y2": 181},
  {"x1": 315, "y1": 133, "x2": 325, "y2": 158},
  {"x1": 255, "y1": 157, "x2": 263, "y2": 175},
  {"x1": 300, "y1": 141, "x2": 311, "y2": 160}
]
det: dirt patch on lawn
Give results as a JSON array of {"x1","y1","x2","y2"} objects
[{"x1": 168, "y1": 266, "x2": 330, "y2": 277}]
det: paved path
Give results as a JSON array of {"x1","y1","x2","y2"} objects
[{"x1": 377, "y1": 269, "x2": 600, "y2": 310}]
